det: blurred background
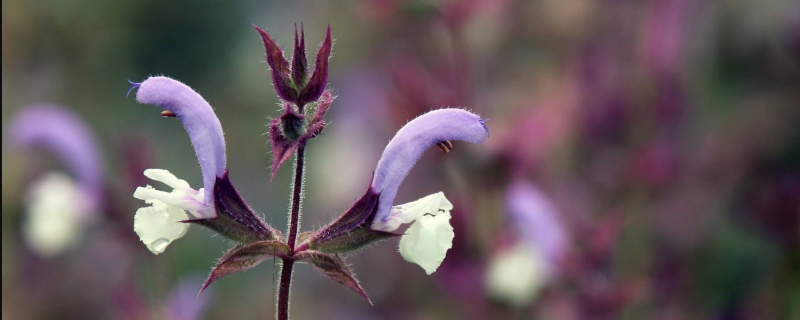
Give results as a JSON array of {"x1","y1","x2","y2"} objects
[{"x1": 2, "y1": 0, "x2": 799, "y2": 319}]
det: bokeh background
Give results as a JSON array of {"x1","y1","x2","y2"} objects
[{"x1": 3, "y1": 0, "x2": 800, "y2": 319}]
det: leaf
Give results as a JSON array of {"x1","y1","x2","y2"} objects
[
  {"x1": 308, "y1": 227, "x2": 400, "y2": 254},
  {"x1": 308, "y1": 186, "x2": 379, "y2": 244},
  {"x1": 254, "y1": 24, "x2": 297, "y2": 102},
  {"x1": 186, "y1": 171, "x2": 282, "y2": 243},
  {"x1": 200, "y1": 240, "x2": 290, "y2": 294},
  {"x1": 295, "y1": 250, "x2": 372, "y2": 305}
]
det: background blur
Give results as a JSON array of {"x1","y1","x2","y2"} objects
[{"x1": 3, "y1": 0, "x2": 799, "y2": 319}]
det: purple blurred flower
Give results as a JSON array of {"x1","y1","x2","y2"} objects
[
  {"x1": 165, "y1": 275, "x2": 213, "y2": 320},
  {"x1": 9, "y1": 104, "x2": 104, "y2": 256},
  {"x1": 505, "y1": 180, "x2": 569, "y2": 275},
  {"x1": 10, "y1": 104, "x2": 104, "y2": 208}
]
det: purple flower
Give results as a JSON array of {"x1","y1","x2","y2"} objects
[
  {"x1": 129, "y1": 76, "x2": 279, "y2": 254},
  {"x1": 305, "y1": 109, "x2": 488, "y2": 274},
  {"x1": 165, "y1": 275, "x2": 212, "y2": 320},
  {"x1": 371, "y1": 108, "x2": 489, "y2": 226},
  {"x1": 129, "y1": 76, "x2": 226, "y2": 253},
  {"x1": 132, "y1": 76, "x2": 226, "y2": 205},
  {"x1": 9, "y1": 104, "x2": 103, "y2": 256},
  {"x1": 10, "y1": 104, "x2": 104, "y2": 207},
  {"x1": 505, "y1": 180, "x2": 568, "y2": 275}
]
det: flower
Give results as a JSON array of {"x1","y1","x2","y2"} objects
[
  {"x1": 9, "y1": 105, "x2": 103, "y2": 256},
  {"x1": 485, "y1": 242, "x2": 547, "y2": 307},
  {"x1": 129, "y1": 76, "x2": 279, "y2": 254},
  {"x1": 369, "y1": 108, "x2": 489, "y2": 273},
  {"x1": 485, "y1": 179, "x2": 569, "y2": 305},
  {"x1": 129, "y1": 76, "x2": 225, "y2": 253},
  {"x1": 504, "y1": 180, "x2": 568, "y2": 275}
]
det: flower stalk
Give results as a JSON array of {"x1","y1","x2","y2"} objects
[{"x1": 278, "y1": 143, "x2": 306, "y2": 320}]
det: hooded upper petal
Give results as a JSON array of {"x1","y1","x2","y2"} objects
[
  {"x1": 372, "y1": 109, "x2": 488, "y2": 223},
  {"x1": 133, "y1": 76, "x2": 226, "y2": 205},
  {"x1": 10, "y1": 104, "x2": 103, "y2": 209}
]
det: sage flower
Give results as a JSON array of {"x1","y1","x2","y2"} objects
[
  {"x1": 486, "y1": 180, "x2": 569, "y2": 305},
  {"x1": 9, "y1": 105, "x2": 103, "y2": 256}
]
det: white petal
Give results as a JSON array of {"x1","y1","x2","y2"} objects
[
  {"x1": 143, "y1": 169, "x2": 191, "y2": 190},
  {"x1": 134, "y1": 169, "x2": 215, "y2": 219},
  {"x1": 373, "y1": 191, "x2": 453, "y2": 231},
  {"x1": 485, "y1": 242, "x2": 547, "y2": 306},
  {"x1": 134, "y1": 186, "x2": 206, "y2": 213},
  {"x1": 23, "y1": 173, "x2": 87, "y2": 257},
  {"x1": 133, "y1": 200, "x2": 190, "y2": 254},
  {"x1": 395, "y1": 192, "x2": 455, "y2": 274}
]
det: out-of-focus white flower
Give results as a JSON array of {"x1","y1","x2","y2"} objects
[
  {"x1": 23, "y1": 173, "x2": 92, "y2": 257},
  {"x1": 485, "y1": 242, "x2": 547, "y2": 307},
  {"x1": 374, "y1": 192, "x2": 454, "y2": 274}
]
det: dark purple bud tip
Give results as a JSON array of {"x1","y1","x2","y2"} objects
[
  {"x1": 297, "y1": 25, "x2": 332, "y2": 106},
  {"x1": 291, "y1": 22, "x2": 308, "y2": 87},
  {"x1": 126, "y1": 79, "x2": 141, "y2": 98},
  {"x1": 254, "y1": 24, "x2": 298, "y2": 102}
]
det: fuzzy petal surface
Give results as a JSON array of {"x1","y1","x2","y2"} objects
[
  {"x1": 134, "y1": 76, "x2": 226, "y2": 204},
  {"x1": 372, "y1": 109, "x2": 487, "y2": 223}
]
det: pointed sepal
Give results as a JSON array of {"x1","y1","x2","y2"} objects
[
  {"x1": 297, "y1": 26, "x2": 332, "y2": 106},
  {"x1": 254, "y1": 24, "x2": 297, "y2": 102},
  {"x1": 268, "y1": 117, "x2": 304, "y2": 180},
  {"x1": 294, "y1": 250, "x2": 372, "y2": 304},
  {"x1": 301, "y1": 186, "x2": 399, "y2": 254},
  {"x1": 186, "y1": 171, "x2": 282, "y2": 243},
  {"x1": 200, "y1": 240, "x2": 291, "y2": 294},
  {"x1": 269, "y1": 92, "x2": 335, "y2": 179},
  {"x1": 291, "y1": 23, "x2": 307, "y2": 88},
  {"x1": 306, "y1": 91, "x2": 334, "y2": 137}
]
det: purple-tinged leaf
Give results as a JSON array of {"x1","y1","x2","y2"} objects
[
  {"x1": 294, "y1": 250, "x2": 372, "y2": 305},
  {"x1": 254, "y1": 24, "x2": 298, "y2": 102},
  {"x1": 309, "y1": 227, "x2": 400, "y2": 254},
  {"x1": 268, "y1": 118, "x2": 304, "y2": 180},
  {"x1": 297, "y1": 26, "x2": 332, "y2": 106},
  {"x1": 303, "y1": 186, "x2": 401, "y2": 253},
  {"x1": 307, "y1": 91, "x2": 334, "y2": 137},
  {"x1": 291, "y1": 23, "x2": 307, "y2": 88},
  {"x1": 200, "y1": 240, "x2": 290, "y2": 294},
  {"x1": 186, "y1": 171, "x2": 282, "y2": 243}
]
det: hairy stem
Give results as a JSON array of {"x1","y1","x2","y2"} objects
[
  {"x1": 278, "y1": 143, "x2": 305, "y2": 320},
  {"x1": 277, "y1": 259, "x2": 294, "y2": 320}
]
